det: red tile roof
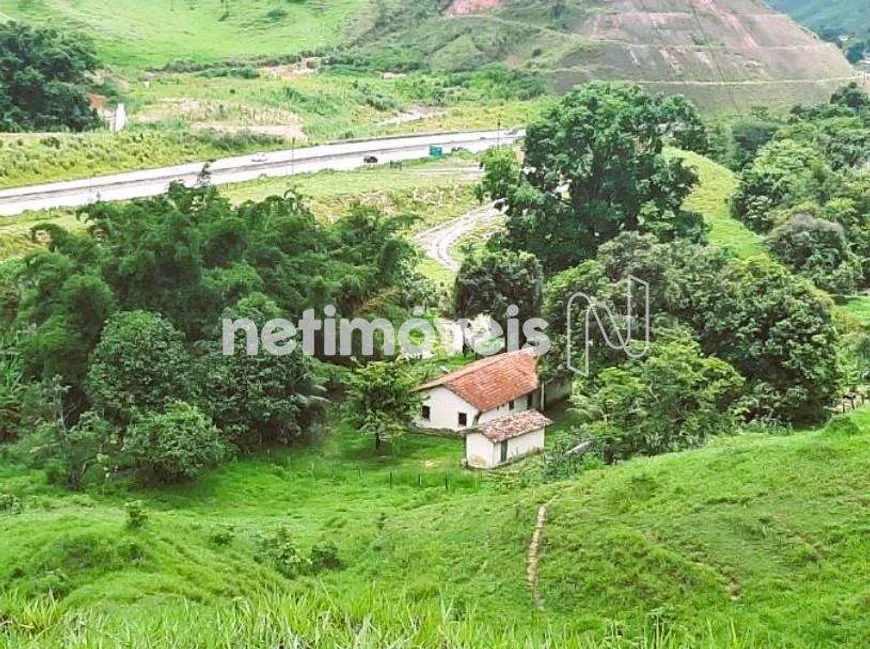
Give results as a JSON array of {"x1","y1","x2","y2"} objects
[
  {"x1": 417, "y1": 349, "x2": 539, "y2": 412},
  {"x1": 476, "y1": 410, "x2": 552, "y2": 443}
]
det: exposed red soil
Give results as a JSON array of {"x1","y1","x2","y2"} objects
[{"x1": 445, "y1": 0, "x2": 506, "y2": 17}]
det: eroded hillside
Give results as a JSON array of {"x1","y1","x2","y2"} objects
[{"x1": 361, "y1": 0, "x2": 860, "y2": 109}]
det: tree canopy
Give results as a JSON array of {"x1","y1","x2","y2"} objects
[
  {"x1": 0, "y1": 22, "x2": 101, "y2": 132},
  {"x1": 478, "y1": 82, "x2": 707, "y2": 272}
]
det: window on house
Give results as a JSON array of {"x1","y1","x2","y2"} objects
[
  {"x1": 458, "y1": 412, "x2": 468, "y2": 427},
  {"x1": 421, "y1": 405, "x2": 431, "y2": 421},
  {"x1": 509, "y1": 399, "x2": 515, "y2": 411},
  {"x1": 527, "y1": 394, "x2": 534, "y2": 409}
]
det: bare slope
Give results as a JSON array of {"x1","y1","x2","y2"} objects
[{"x1": 365, "y1": 0, "x2": 859, "y2": 110}]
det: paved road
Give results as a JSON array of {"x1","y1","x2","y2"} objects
[
  {"x1": 0, "y1": 130, "x2": 523, "y2": 216},
  {"x1": 413, "y1": 203, "x2": 503, "y2": 273}
]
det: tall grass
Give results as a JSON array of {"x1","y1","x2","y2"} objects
[{"x1": 0, "y1": 587, "x2": 768, "y2": 649}]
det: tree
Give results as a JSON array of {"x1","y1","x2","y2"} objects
[
  {"x1": 125, "y1": 401, "x2": 228, "y2": 483},
  {"x1": 344, "y1": 360, "x2": 421, "y2": 451},
  {"x1": 685, "y1": 257, "x2": 844, "y2": 423},
  {"x1": 767, "y1": 210, "x2": 862, "y2": 295},
  {"x1": 731, "y1": 139, "x2": 833, "y2": 233},
  {"x1": 454, "y1": 248, "x2": 543, "y2": 341},
  {"x1": 545, "y1": 233, "x2": 844, "y2": 423},
  {"x1": 86, "y1": 311, "x2": 194, "y2": 425},
  {"x1": 659, "y1": 94, "x2": 710, "y2": 153},
  {"x1": 574, "y1": 332, "x2": 743, "y2": 462},
  {"x1": 724, "y1": 109, "x2": 781, "y2": 171},
  {"x1": 479, "y1": 82, "x2": 706, "y2": 272},
  {"x1": 199, "y1": 294, "x2": 326, "y2": 448},
  {"x1": 0, "y1": 22, "x2": 101, "y2": 132}
]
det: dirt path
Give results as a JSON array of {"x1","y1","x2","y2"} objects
[
  {"x1": 527, "y1": 504, "x2": 548, "y2": 610},
  {"x1": 413, "y1": 203, "x2": 502, "y2": 273}
]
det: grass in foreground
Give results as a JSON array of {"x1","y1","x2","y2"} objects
[{"x1": 4, "y1": 408, "x2": 870, "y2": 646}]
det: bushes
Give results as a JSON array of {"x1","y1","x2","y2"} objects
[
  {"x1": 575, "y1": 334, "x2": 744, "y2": 462},
  {"x1": 767, "y1": 210, "x2": 862, "y2": 295},
  {"x1": 125, "y1": 402, "x2": 228, "y2": 483},
  {"x1": 0, "y1": 23, "x2": 101, "y2": 133},
  {"x1": 730, "y1": 139, "x2": 833, "y2": 233},
  {"x1": 257, "y1": 526, "x2": 343, "y2": 578}
]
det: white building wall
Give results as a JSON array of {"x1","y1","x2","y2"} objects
[
  {"x1": 477, "y1": 390, "x2": 535, "y2": 425},
  {"x1": 507, "y1": 428, "x2": 545, "y2": 461},
  {"x1": 415, "y1": 386, "x2": 479, "y2": 431},
  {"x1": 465, "y1": 428, "x2": 546, "y2": 470},
  {"x1": 465, "y1": 432, "x2": 497, "y2": 469}
]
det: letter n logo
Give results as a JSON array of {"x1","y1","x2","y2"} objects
[{"x1": 565, "y1": 275, "x2": 651, "y2": 376}]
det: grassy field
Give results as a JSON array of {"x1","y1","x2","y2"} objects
[
  {"x1": 0, "y1": 69, "x2": 547, "y2": 189},
  {"x1": 4, "y1": 402, "x2": 870, "y2": 647},
  {"x1": 675, "y1": 150, "x2": 766, "y2": 259},
  {"x1": 0, "y1": 0, "x2": 368, "y2": 68}
]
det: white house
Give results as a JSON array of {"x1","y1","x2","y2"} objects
[
  {"x1": 414, "y1": 349, "x2": 550, "y2": 468},
  {"x1": 466, "y1": 410, "x2": 552, "y2": 469},
  {"x1": 415, "y1": 349, "x2": 541, "y2": 431}
]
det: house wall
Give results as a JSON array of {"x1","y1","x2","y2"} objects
[
  {"x1": 465, "y1": 432, "x2": 496, "y2": 469},
  {"x1": 477, "y1": 390, "x2": 535, "y2": 425},
  {"x1": 465, "y1": 427, "x2": 546, "y2": 470},
  {"x1": 542, "y1": 379, "x2": 573, "y2": 409},
  {"x1": 507, "y1": 428, "x2": 545, "y2": 461},
  {"x1": 415, "y1": 386, "x2": 479, "y2": 431}
]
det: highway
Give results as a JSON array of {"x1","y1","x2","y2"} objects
[{"x1": 0, "y1": 130, "x2": 523, "y2": 216}]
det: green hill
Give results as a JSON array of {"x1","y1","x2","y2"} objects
[
  {"x1": 4, "y1": 408, "x2": 870, "y2": 647},
  {"x1": 770, "y1": 1, "x2": 870, "y2": 37},
  {"x1": 0, "y1": 0, "x2": 369, "y2": 68},
  {"x1": 0, "y1": 0, "x2": 859, "y2": 109}
]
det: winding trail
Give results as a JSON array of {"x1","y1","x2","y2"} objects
[{"x1": 413, "y1": 203, "x2": 502, "y2": 272}]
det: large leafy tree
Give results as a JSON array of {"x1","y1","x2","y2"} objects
[
  {"x1": 0, "y1": 22, "x2": 101, "y2": 132},
  {"x1": 544, "y1": 233, "x2": 844, "y2": 423},
  {"x1": 479, "y1": 82, "x2": 706, "y2": 272},
  {"x1": 454, "y1": 248, "x2": 543, "y2": 335},
  {"x1": 85, "y1": 311, "x2": 195, "y2": 426},
  {"x1": 730, "y1": 139, "x2": 833, "y2": 233},
  {"x1": 767, "y1": 210, "x2": 862, "y2": 295},
  {"x1": 199, "y1": 293, "x2": 326, "y2": 449}
]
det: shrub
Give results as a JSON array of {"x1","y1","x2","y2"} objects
[
  {"x1": 257, "y1": 525, "x2": 311, "y2": 578},
  {"x1": 124, "y1": 402, "x2": 228, "y2": 483},
  {"x1": 208, "y1": 526, "x2": 235, "y2": 547},
  {"x1": 124, "y1": 500, "x2": 148, "y2": 530},
  {"x1": 0, "y1": 493, "x2": 23, "y2": 515},
  {"x1": 86, "y1": 311, "x2": 195, "y2": 426},
  {"x1": 575, "y1": 333, "x2": 744, "y2": 462},
  {"x1": 310, "y1": 540, "x2": 342, "y2": 572},
  {"x1": 767, "y1": 210, "x2": 862, "y2": 295}
]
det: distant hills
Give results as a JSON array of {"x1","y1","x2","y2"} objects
[
  {"x1": 355, "y1": 0, "x2": 860, "y2": 110},
  {"x1": 770, "y1": 0, "x2": 870, "y2": 38},
  {"x1": 0, "y1": 0, "x2": 860, "y2": 110}
]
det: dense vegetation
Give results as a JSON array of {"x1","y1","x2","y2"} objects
[
  {"x1": 0, "y1": 182, "x2": 427, "y2": 487},
  {"x1": 472, "y1": 83, "x2": 860, "y2": 436},
  {"x1": 728, "y1": 83, "x2": 870, "y2": 294},
  {"x1": 0, "y1": 22, "x2": 101, "y2": 133}
]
